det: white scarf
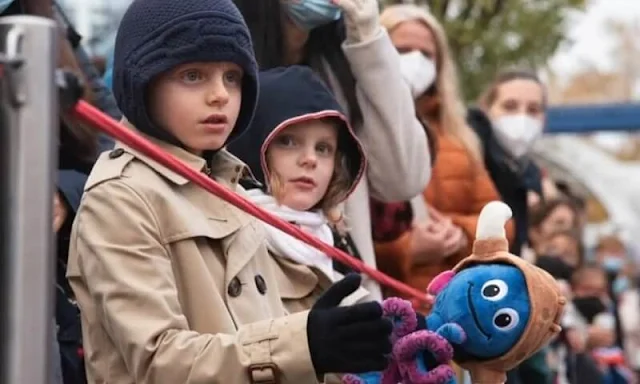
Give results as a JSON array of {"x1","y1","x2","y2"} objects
[{"x1": 245, "y1": 189, "x2": 335, "y2": 280}]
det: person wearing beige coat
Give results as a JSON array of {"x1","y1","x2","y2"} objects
[
  {"x1": 68, "y1": 143, "x2": 319, "y2": 383},
  {"x1": 229, "y1": 66, "x2": 372, "y2": 315},
  {"x1": 66, "y1": 0, "x2": 393, "y2": 382}
]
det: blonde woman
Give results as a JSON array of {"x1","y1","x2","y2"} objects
[{"x1": 373, "y1": 4, "x2": 514, "y2": 305}]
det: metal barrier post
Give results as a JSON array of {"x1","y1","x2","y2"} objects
[{"x1": 0, "y1": 15, "x2": 58, "y2": 384}]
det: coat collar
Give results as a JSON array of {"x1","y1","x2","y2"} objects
[{"x1": 118, "y1": 119, "x2": 252, "y2": 188}]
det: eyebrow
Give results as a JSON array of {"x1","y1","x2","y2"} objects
[{"x1": 316, "y1": 134, "x2": 338, "y2": 142}]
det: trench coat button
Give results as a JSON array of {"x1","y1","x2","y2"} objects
[
  {"x1": 108, "y1": 148, "x2": 124, "y2": 159},
  {"x1": 227, "y1": 277, "x2": 242, "y2": 297},
  {"x1": 235, "y1": 165, "x2": 242, "y2": 172},
  {"x1": 255, "y1": 275, "x2": 267, "y2": 295}
]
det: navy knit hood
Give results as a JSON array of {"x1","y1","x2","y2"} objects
[
  {"x1": 112, "y1": 0, "x2": 258, "y2": 147},
  {"x1": 228, "y1": 66, "x2": 366, "y2": 199}
]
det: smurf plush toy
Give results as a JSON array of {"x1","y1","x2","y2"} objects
[
  {"x1": 424, "y1": 201, "x2": 566, "y2": 383},
  {"x1": 343, "y1": 201, "x2": 566, "y2": 384}
]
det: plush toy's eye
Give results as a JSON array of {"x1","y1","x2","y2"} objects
[
  {"x1": 493, "y1": 308, "x2": 520, "y2": 331},
  {"x1": 481, "y1": 279, "x2": 508, "y2": 301}
]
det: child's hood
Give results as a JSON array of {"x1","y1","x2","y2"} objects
[
  {"x1": 228, "y1": 65, "x2": 366, "y2": 199},
  {"x1": 112, "y1": 0, "x2": 258, "y2": 148}
]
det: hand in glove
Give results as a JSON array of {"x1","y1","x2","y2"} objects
[
  {"x1": 342, "y1": 298, "x2": 419, "y2": 384},
  {"x1": 307, "y1": 274, "x2": 393, "y2": 376},
  {"x1": 332, "y1": 0, "x2": 380, "y2": 44}
]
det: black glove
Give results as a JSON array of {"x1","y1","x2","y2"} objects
[{"x1": 307, "y1": 274, "x2": 393, "y2": 375}]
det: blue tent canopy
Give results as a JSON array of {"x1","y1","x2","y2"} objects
[{"x1": 546, "y1": 103, "x2": 640, "y2": 134}]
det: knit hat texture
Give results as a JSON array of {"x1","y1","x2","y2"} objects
[{"x1": 112, "y1": 0, "x2": 258, "y2": 145}]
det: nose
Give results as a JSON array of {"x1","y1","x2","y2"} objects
[
  {"x1": 298, "y1": 146, "x2": 317, "y2": 169},
  {"x1": 205, "y1": 77, "x2": 229, "y2": 106}
]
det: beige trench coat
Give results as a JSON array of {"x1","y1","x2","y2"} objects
[
  {"x1": 270, "y1": 255, "x2": 369, "y2": 315},
  {"x1": 66, "y1": 136, "x2": 319, "y2": 384},
  {"x1": 269, "y1": 255, "x2": 369, "y2": 384}
]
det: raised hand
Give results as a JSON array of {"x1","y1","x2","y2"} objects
[{"x1": 331, "y1": 0, "x2": 380, "y2": 43}]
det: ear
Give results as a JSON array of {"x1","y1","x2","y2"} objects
[{"x1": 427, "y1": 270, "x2": 455, "y2": 296}]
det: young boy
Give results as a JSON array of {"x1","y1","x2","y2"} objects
[
  {"x1": 229, "y1": 65, "x2": 368, "y2": 314},
  {"x1": 66, "y1": 0, "x2": 391, "y2": 383}
]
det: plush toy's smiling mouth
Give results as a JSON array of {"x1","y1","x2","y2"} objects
[{"x1": 467, "y1": 283, "x2": 491, "y2": 340}]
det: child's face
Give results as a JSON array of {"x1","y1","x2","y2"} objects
[
  {"x1": 539, "y1": 204, "x2": 576, "y2": 237},
  {"x1": 573, "y1": 270, "x2": 608, "y2": 298},
  {"x1": 536, "y1": 233, "x2": 580, "y2": 267},
  {"x1": 266, "y1": 119, "x2": 338, "y2": 211},
  {"x1": 148, "y1": 62, "x2": 243, "y2": 155}
]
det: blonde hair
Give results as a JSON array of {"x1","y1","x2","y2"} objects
[{"x1": 380, "y1": 4, "x2": 482, "y2": 164}]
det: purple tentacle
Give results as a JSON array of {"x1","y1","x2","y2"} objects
[
  {"x1": 382, "y1": 297, "x2": 418, "y2": 342},
  {"x1": 399, "y1": 363, "x2": 455, "y2": 384},
  {"x1": 342, "y1": 374, "x2": 365, "y2": 384},
  {"x1": 394, "y1": 330, "x2": 454, "y2": 363}
]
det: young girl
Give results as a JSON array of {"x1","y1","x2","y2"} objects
[
  {"x1": 229, "y1": 65, "x2": 368, "y2": 313},
  {"x1": 66, "y1": 0, "x2": 391, "y2": 383}
]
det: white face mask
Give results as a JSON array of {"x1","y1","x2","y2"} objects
[
  {"x1": 492, "y1": 114, "x2": 543, "y2": 158},
  {"x1": 398, "y1": 50, "x2": 436, "y2": 99}
]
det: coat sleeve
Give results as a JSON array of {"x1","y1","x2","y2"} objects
[
  {"x1": 342, "y1": 28, "x2": 430, "y2": 202},
  {"x1": 447, "y1": 166, "x2": 515, "y2": 257},
  {"x1": 68, "y1": 181, "x2": 316, "y2": 384}
]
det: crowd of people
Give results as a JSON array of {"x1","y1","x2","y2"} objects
[{"x1": 2, "y1": 0, "x2": 639, "y2": 383}]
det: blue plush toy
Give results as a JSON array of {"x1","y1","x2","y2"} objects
[
  {"x1": 425, "y1": 263, "x2": 530, "y2": 359},
  {"x1": 343, "y1": 202, "x2": 566, "y2": 384}
]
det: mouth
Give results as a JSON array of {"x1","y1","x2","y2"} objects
[
  {"x1": 290, "y1": 177, "x2": 316, "y2": 188},
  {"x1": 201, "y1": 114, "x2": 228, "y2": 125},
  {"x1": 467, "y1": 283, "x2": 491, "y2": 340}
]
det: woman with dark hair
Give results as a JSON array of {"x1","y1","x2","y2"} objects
[
  {"x1": 230, "y1": 0, "x2": 431, "y2": 300},
  {"x1": 469, "y1": 68, "x2": 549, "y2": 256}
]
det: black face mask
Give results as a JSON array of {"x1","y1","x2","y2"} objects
[
  {"x1": 573, "y1": 296, "x2": 607, "y2": 323},
  {"x1": 536, "y1": 255, "x2": 574, "y2": 281}
]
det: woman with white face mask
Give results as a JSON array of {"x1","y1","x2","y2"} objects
[
  {"x1": 371, "y1": 7, "x2": 515, "y2": 382},
  {"x1": 372, "y1": 0, "x2": 513, "y2": 339},
  {"x1": 478, "y1": 70, "x2": 561, "y2": 206},
  {"x1": 480, "y1": 70, "x2": 547, "y2": 159},
  {"x1": 373, "y1": 3, "x2": 513, "y2": 291},
  {"x1": 471, "y1": 70, "x2": 551, "y2": 252}
]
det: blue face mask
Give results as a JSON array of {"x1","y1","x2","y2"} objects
[
  {"x1": 281, "y1": 0, "x2": 342, "y2": 31},
  {"x1": 602, "y1": 256, "x2": 624, "y2": 273},
  {"x1": 0, "y1": 0, "x2": 14, "y2": 13},
  {"x1": 613, "y1": 276, "x2": 630, "y2": 295}
]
